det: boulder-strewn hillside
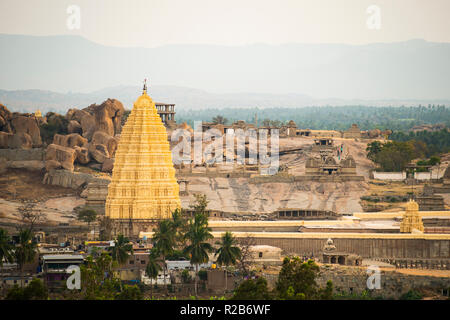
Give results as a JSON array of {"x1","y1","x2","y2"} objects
[
  {"x1": 180, "y1": 136, "x2": 373, "y2": 214},
  {"x1": 0, "y1": 103, "x2": 42, "y2": 149},
  {"x1": 0, "y1": 100, "x2": 123, "y2": 173}
]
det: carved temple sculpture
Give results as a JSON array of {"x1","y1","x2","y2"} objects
[
  {"x1": 105, "y1": 83, "x2": 181, "y2": 237},
  {"x1": 400, "y1": 199, "x2": 424, "y2": 233}
]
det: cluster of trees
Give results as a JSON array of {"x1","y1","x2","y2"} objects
[
  {"x1": 389, "y1": 129, "x2": 450, "y2": 157},
  {"x1": 74, "y1": 194, "x2": 247, "y2": 299},
  {"x1": 0, "y1": 227, "x2": 39, "y2": 292},
  {"x1": 39, "y1": 112, "x2": 69, "y2": 144},
  {"x1": 232, "y1": 257, "x2": 333, "y2": 300},
  {"x1": 78, "y1": 249, "x2": 143, "y2": 300},
  {"x1": 367, "y1": 140, "x2": 442, "y2": 172},
  {"x1": 178, "y1": 105, "x2": 449, "y2": 131},
  {"x1": 146, "y1": 194, "x2": 243, "y2": 297},
  {"x1": 4, "y1": 278, "x2": 48, "y2": 300}
]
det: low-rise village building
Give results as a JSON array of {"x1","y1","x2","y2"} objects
[{"x1": 41, "y1": 254, "x2": 84, "y2": 289}]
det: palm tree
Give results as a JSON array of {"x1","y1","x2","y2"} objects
[
  {"x1": 14, "y1": 229, "x2": 37, "y2": 287},
  {"x1": 171, "y1": 208, "x2": 187, "y2": 247},
  {"x1": 183, "y1": 212, "x2": 213, "y2": 297},
  {"x1": 0, "y1": 229, "x2": 14, "y2": 278},
  {"x1": 145, "y1": 249, "x2": 162, "y2": 299},
  {"x1": 152, "y1": 220, "x2": 176, "y2": 293},
  {"x1": 215, "y1": 231, "x2": 241, "y2": 292},
  {"x1": 98, "y1": 216, "x2": 113, "y2": 241},
  {"x1": 110, "y1": 234, "x2": 133, "y2": 266}
]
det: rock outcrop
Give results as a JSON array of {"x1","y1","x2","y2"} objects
[
  {"x1": 43, "y1": 168, "x2": 111, "y2": 190},
  {"x1": 0, "y1": 104, "x2": 13, "y2": 133},
  {"x1": 8, "y1": 132, "x2": 33, "y2": 149},
  {"x1": 101, "y1": 158, "x2": 114, "y2": 172},
  {"x1": 7, "y1": 160, "x2": 45, "y2": 171},
  {"x1": 53, "y1": 133, "x2": 88, "y2": 149},
  {"x1": 0, "y1": 131, "x2": 11, "y2": 148},
  {"x1": 45, "y1": 159, "x2": 62, "y2": 171},
  {"x1": 88, "y1": 143, "x2": 109, "y2": 164},
  {"x1": 0, "y1": 104, "x2": 43, "y2": 149},
  {"x1": 10, "y1": 114, "x2": 42, "y2": 147},
  {"x1": 74, "y1": 146, "x2": 90, "y2": 164},
  {"x1": 91, "y1": 131, "x2": 118, "y2": 157},
  {"x1": 67, "y1": 99, "x2": 124, "y2": 140},
  {"x1": 67, "y1": 120, "x2": 82, "y2": 134},
  {"x1": 45, "y1": 144, "x2": 77, "y2": 172},
  {"x1": 66, "y1": 109, "x2": 96, "y2": 140},
  {"x1": 84, "y1": 99, "x2": 124, "y2": 137},
  {"x1": 368, "y1": 129, "x2": 381, "y2": 138}
]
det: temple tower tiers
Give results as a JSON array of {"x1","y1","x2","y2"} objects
[
  {"x1": 105, "y1": 87, "x2": 180, "y2": 222},
  {"x1": 400, "y1": 199, "x2": 424, "y2": 233}
]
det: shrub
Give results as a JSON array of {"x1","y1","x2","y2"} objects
[
  {"x1": 115, "y1": 284, "x2": 143, "y2": 300},
  {"x1": 5, "y1": 278, "x2": 48, "y2": 300},
  {"x1": 198, "y1": 269, "x2": 208, "y2": 281},
  {"x1": 39, "y1": 113, "x2": 69, "y2": 144},
  {"x1": 232, "y1": 277, "x2": 271, "y2": 300},
  {"x1": 181, "y1": 269, "x2": 192, "y2": 283},
  {"x1": 399, "y1": 290, "x2": 422, "y2": 300}
]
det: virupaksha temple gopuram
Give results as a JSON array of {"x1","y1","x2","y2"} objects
[{"x1": 105, "y1": 82, "x2": 181, "y2": 236}]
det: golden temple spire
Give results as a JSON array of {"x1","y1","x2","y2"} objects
[{"x1": 105, "y1": 84, "x2": 181, "y2": 236}]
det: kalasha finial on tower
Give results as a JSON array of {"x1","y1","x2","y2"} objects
[{"x1": 143, "y1": 78, "x2": 148, "y2": 94}]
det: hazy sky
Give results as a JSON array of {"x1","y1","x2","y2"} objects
[{"x1": 1, "y1": 0, "x2": 449, "y2": 47}]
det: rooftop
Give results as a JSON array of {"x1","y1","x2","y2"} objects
[{"x1": 42, "y1": 254, "x2": 84, "y2": 261}]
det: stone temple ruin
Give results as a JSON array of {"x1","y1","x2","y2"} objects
[
  {"x1": 322, "y1": 238, "x2": 362, "y2": 266},
  {"x1": 304, "y1": 155, "x2": 363, "y2": 181}
]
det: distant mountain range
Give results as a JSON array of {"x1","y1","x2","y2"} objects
[
  {"x1": 1, "y1": 86, "x2": 450, "y2": 115},
  {"x1": 1, "y1": 34, "x2": 450, "y2": 113},
  {"x1": 0, "y1": 34, "x2": 450, "y2": 100}
]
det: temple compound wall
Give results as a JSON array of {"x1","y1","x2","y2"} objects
[
  {"x1": 373, "y1": 171, "x2": 445, "y2": 181},
  {"x1": 244, "y1": 236, "x2": 450, "y2": 260}
]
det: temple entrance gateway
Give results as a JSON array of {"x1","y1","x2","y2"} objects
[{"x1": 105, "y1": 82, "x2": 181, "y2": 237}]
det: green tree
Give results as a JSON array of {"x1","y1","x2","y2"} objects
[
  {"x1": 366, "y1": 141, "x2": 382, "y2": 161},
  {"x1": 215, "y1": 231, "x2": 241, "y2": 291},
  {"x1": 320, "y1": 280, "x2": 334, "y2": 300},
  {"x1": 145, "y1": 249, "x2": 162, "y2": 298},
  {"x1": 14, "y1": 229, "x2": 37, "y2": 287},
  {"x1": 0, "y1": 228, "x2": 14, "y2": 275},
  {"x1": 77, "y1": 209, "x2": 97, "y2": 229},
  {"x1": 110, "y1": 234, "x2": 133, "y2": 266},
  {"x1": 80, "y1": 252, "x2": 120, "y2": 300},
  {"x1": 399, "y1": 289, "x2": 423, "y2": 300},
  {"x1": 171, "y1": 208, "x2": 187, "y2": 247},
  {"x1": 212, "y1": 115, "x2": 228, "y2": 125},
  {"x1": 371, "y1": 141, "x2": 415, "y2": 172},
  {"x1": 190, "y1": 194, "x2": 209, "y2": 217},
  {"x1": 39, "y1": 113, "x2": 69, "y2": 144},
  {"x1": 181, "y1": 269, "x2": 192, "y2": 284},
  {"x1": 276, "y1": 258, "x2": 320, "y2": 300},
  {"x1": 183, "y1": 212, "x2": 213, "y2": 297},
  {"x1": 98, "y1": 216, "x2": 113, "y2": 241},
  {"x1": 232, "y1": 277, "x2": 271, "y2": 300},
  {"x1": 115, "y1": 284, "x2": 143, "y2": 300},
  {"x1": 5, "y1": 278, "x2": 48, "y2": 300},
  {"x1": 152, "y1": 219, "x2": 176, "y2": 292}
]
